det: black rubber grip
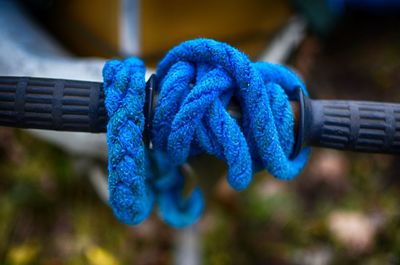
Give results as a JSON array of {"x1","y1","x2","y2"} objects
[
  {"x1": 0, "y1": 76, "x2": 107, "y2": 132},
  {"x1": 302, "y1": 96, "x2": 400, "y2": 154}
]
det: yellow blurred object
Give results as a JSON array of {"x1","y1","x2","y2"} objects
[
  {"x1": 7, "y1": 243, "x2": 40, "y2": 265},
  {"x1": 85, "y1": 246, "x2": 120, "y2": 265},
  {"x1": 44, "y1": 0, "x2": 120, "y2": 57},
  {"x1": 43, "y1": 0, "x2": 293, "y2": 63},
  {"x1": 141, "y1": 0, "x2": 292, "y2": 61}
]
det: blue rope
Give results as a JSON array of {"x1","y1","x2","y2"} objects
[
  {"x1": 103, "y1": 58, "x2": 203, "y2": 228},
  {"x1": 103, "y1": 38, "x2": 310, "y2": 227}
]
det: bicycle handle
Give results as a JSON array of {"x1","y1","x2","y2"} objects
[{"x1": 1, "y1": 76, "x2": 400, "y2": 156}]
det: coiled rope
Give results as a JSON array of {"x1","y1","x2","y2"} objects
[{"x1": 103, "y1": 38, "x2": 310, "y2": 228}]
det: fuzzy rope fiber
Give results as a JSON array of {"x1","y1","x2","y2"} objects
[{"x1": 103, "y1": 38, "x2": 310, "y2": 228}]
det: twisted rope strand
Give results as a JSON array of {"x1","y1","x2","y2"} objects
[{"x1": 103, "y1": 58, "x2": 154, "y2": 225}]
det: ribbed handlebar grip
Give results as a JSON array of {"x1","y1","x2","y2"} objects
[
  {"x1": 303, "y1": 96, "x2": 400, "y2": 154},
  {"x1": 0, "y1": 76, "x2": 106, "y2": 132}
]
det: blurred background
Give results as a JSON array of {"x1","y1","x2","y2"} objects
[{"x1": 1, "y1": 0, "x2": 400, "y2": 264}]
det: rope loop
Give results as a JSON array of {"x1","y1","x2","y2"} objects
[
  {"x1": 103, "y1": 58, "x2": 204, "y2": 227},
  {"x1": 103, "y1": 58, "x2": 154, "y2": 225}
]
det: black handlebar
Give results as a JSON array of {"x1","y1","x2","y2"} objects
[
  {"x1": 1, "y1": 75, "x2": 400, "y2": 156},
  {"x1": 0, "y1": 76, "x2": 106, "y2": 132}
]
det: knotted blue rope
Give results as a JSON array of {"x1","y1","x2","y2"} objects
[{"x1": 103, "y1": 38, "x2": 310, "y2": 228}]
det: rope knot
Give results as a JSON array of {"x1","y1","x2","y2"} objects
[
  {"x1": 152, "y1": 38, "x2": 310, "y2": 191},
  {"x1": 103, "y1": 38, "x2": 310, "y2": 227}
]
